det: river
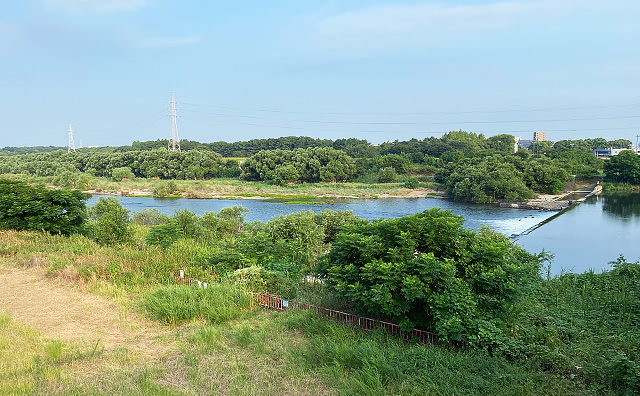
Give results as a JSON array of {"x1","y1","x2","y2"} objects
[{"x1": 87, "y1": 193, "x2": 640, "y2": 275}]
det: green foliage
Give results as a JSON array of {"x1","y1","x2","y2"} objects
[
  {"x1": 196, "y1": 206, "x2": 248, "y2": 242},
  {"x1": 141, "y1": 284, "x2": 251, "y2": 325},
  {"x1": 111, "y1": 167, "x2": 135, "y2": 181},
  {"x1": 373, "y1": 154, "x2": 411, "y2": 174},
  {"x1": 508, "y1": 257, "x2": 640, "y2": 394},
  {"x1": 279, "y1": 309, "x2": 586, "y2": 395},
  {"x1": 267, "y1": 211, "x2": 325, "y2": 268},
  {"x1": 241, "y1": 147, "x2": 357, "y2": 183},
  {"x1": 88, "y1": 197, "x2": 132, "y2": 245},
  {"x1": 171, "y1": 208, "x2": 198, "y2": 238},
  {"x1": 153, "y1": 180, "x2": 178, "y2": 197},
  {"x1": 404, "y1": 177, "x2": 420, "y2": 189},
  {"x1": 376, "y1": 167, "x2": 398, "y2": 183},
  {"x1": 604, "y1": 150, "x2": 640, "y2": 184},
  {"x1": 436, "y1": 155, "x2": 535, "y2": 203},
  {"x1": 0, "y1": 179, "x2": 88, "y2": 235},
  {"x1": 132, "y1": 208, "x2": 169, "y2": 226},
  {"x1": 146, "y1": 223, "x2": 181, "y2": 248},
  {"x1": 315, "y1": 209, "x2": 366, "y2": 243},
  {"x1": 321, "y1": 208, "x2": 541, "y2": 342}
]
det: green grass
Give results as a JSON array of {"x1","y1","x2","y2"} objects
[
  {"x1": 140, "y1": 284, "x2": 252, "y2": 325},
  {"x1": 2, "y1": 228, "x2": 636, "y2": 394}
]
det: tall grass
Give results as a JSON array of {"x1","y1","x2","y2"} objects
[{"x1": 140, "y1": 284, "x2": 252, "y2": 325}]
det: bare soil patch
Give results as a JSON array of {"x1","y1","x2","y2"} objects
[{"x1": 0, "y1": 265, "x2": 166, "y2": 355}]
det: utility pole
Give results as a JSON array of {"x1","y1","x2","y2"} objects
[
  {"x1": 636, "y1": 135, "x2": 639, "y2": 154},
  {"x1": 168, "y1": 92, "x2": 180, "y2": 151},
  {"x1": 68, "y1": 124, "x2": 76, "y2": 153}
]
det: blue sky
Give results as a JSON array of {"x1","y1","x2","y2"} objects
[{"x1": 2, "y1": 0, "x2": 639, "y2": 147}]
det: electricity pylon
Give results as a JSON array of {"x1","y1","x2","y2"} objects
[{"x1": 168, "y1": 92, "x2": 180, "y2": 151}]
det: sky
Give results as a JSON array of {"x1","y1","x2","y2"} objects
[{"x1": 2, "y1": 0, "x2": 639, "y2": 147}]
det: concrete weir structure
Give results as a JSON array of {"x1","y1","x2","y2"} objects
[{"x1": 500, "y1": 184, "x2": 602, "y2": 211}]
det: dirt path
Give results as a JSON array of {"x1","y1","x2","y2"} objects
[{"x1": 0, "y1": 265, "x2": 167, "y2": 354}]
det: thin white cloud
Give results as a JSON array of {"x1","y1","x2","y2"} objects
[
  {"x1": 135, "y1": 36, "x2": 199, "y2": 48},
  {"x1": 42, "y1": 0, "x2": 149, "y2": 14},
  {"x1": 316, "y1": 0, "x2": 580, "y2": 40}
]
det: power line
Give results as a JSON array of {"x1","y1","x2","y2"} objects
[
  {"x1": 179, "y1": 101, "x2": 640, "y2": 116},
  {"x1": 179, "y1": 114, "x2": 640, "y2": 135},
  {"x1": 178, "y1": 108, "x2": 640, "y2": 126}
]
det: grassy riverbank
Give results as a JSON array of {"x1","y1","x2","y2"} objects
[
  {"x1": 2, "y1": 230, "x2": 639, "y2": 394},
  {"x1": 0, "y1": 230, "x2": 587, "y2": 395},
  {"x1": 5, "y1": 173, "x2": 444, "y2": 200}
]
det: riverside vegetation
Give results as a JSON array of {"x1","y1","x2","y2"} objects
[
  {"x1": 1, "y1": 179, "x2": 639, "y2": 394},
  {"x1": 2, "y1": 132, "x2": 636, "y2": 202}
]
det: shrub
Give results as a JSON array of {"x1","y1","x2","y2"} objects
[
  {"x1": 0, "y1": 179, "x2": 88, "y2": 235},
  {"x1": 376, "y1": 167, "x2": 398, "y2": 183},
  {"x1": 111, "y1": 167, "x2": 135, "y2": 181},
  {"x1": 404, "y1": 177, "x2": 420, "y2": 189},
  {"x1": 321, "y1": 208, "x2": 541, "y2": 342},
  {"x1": 88, "y1": 197, "x2": 132, "y2": 245},
  {"x1": 133, "y1": 208, "x2": 170, "y2": 226},
  {"x1": 146, "y1": 223, "x2": 181, "y2": 248}
]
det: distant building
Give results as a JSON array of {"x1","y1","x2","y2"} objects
[
  {"x1": 533, "y1": 131, "x2": 546, "y2": 141},
  {"x1": 518, "y1": 139, "x2": 533, "y2": 149},
  {"x1": 594, "y1": 148, "x2": 633, "y2": 159},
  {"x1": 514, "y1": 137, "x2": 522, "y2": 153}
]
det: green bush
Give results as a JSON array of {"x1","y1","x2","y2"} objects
[
  {"x1": 404, "y1": 177, "x2": 420, "y2": 189},
  {"x1": 376, "y1": 167, "x2": 398, "y2": 183},
  {"x1": 146, "y1": 223, "x2": 181, "y2": 248},
  {"x1": 111, "y1": 166, "x2": 135, "y2": 181},
  {"x1": 132, "y1": 208, "x2": 170, "y2": 226},
  {"x1": 0, "y1": 179, "x2": 89, "y2": 235},
  {"x1": 321, "y1": 208, "x2": 541, "y2": 342},
  {"x1": 88, "y1": 197, "x2": 132, "y2": 245}
]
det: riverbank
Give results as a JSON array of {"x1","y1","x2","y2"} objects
[{"x1": 79, "y1": 177, "x2": 446, "y2": 200}]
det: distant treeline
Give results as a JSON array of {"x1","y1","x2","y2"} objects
[
  {"x1": 2, "y1": 134, "x2": 631, "y2": 158},
  {"x1": 2, "y1": 132, "x2": 636, "y2": 201}
]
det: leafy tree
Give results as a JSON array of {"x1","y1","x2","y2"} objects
[
  {"x1": 196, "y1": 206, "x2": 248, "y2": 241},
  {"x1": 172, "y1": 208, "x2": 199, "y2": 238},
  {"x1": 0, "y1": 179, "x2": 88, "y2": 235},
  {"x1": 88, "y1": 197, "x2": 132, "y2": 245},
  {"x1": 377, "y1": 167, "x2": 398, "y2": 183},
  {"x1": 315, "y1": 209, "x2": 366, "y2": 243},
  {"x1": 320, "y1": 208, "x2": 541, "y2": 342},
  {"x1": 604, "y1": 150, "x2": 640, "y2": 183},
  {"x1": 267, "y1": 211, "x2": 325, "y2": 269},
  {"x1": 132, "y1": 208, "x2": 170, "y2": 226},
  {"x1": 111, "y1": 166, "x2": 135, "y2": 181}
]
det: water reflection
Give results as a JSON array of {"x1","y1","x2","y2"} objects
[{"x1": 601, "y1": 193, "x2": 640, "y2": 220}]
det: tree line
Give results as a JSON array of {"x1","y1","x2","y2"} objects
[{"x1": 2, "y1": 131, "x2": 637, "y2": 201}]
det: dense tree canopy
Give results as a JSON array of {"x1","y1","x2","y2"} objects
[
  {"x1": 240, "y1": 147, "x2": 357, "y2": 185},
  {"x1": 604, "y1": 150, "x2": 640, "y2": 184}
]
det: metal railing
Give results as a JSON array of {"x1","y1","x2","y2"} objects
[
  {"x1": 253, "y1": 293, "x2": 439, "y2": 345},
  {"x1": 174, "y1": 273, "x2": 439, "y2": 345}
]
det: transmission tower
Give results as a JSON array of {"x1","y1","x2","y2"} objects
[
  {"x1": 67, "y1": 124, "x2": 76, "y2": 153},
  {"x1": 168, "y1": 92, "x2": 180, "y2": 151}
]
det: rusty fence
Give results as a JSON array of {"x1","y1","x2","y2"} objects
[
  {"x1": 253, "y1": 293, "x2": 439, "y2": 345},
  {"x1": 174, "y1": 274, "x2": 439, "y2": 345}
]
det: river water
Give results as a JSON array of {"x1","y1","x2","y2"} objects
[{"x1": 87, "y1": 193, "x2": 640, "y2": 275}]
